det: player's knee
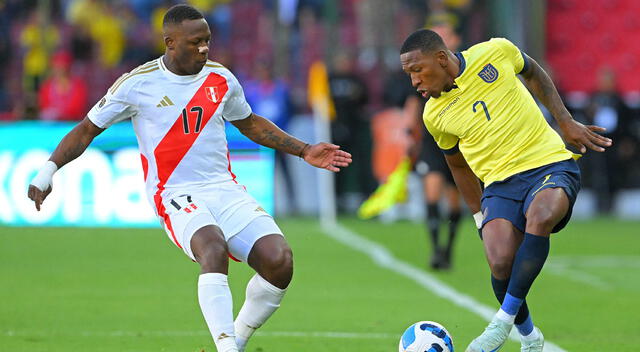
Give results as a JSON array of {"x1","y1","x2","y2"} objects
[
  {"x1": 260, "y1": 244, "x2": 294, "y2": 289},
  {"x1": 197, "y1": 244, "x2": 229, "y2": 273},
  {"x1": 489, "y1": 260, "x2": 512, "y2": 280},
  {"x1": 265, "y1": 244, "x2": 294, "y2": 276},
  {"x1": 526, "y1": 207, "x2": 557, "y2": 234},
  {"x1": 487, "y1": 252, "x2": 514, "y2": 280},
  {"x1": 483, "y1": 223, "x2": 516, "y2": 279}
]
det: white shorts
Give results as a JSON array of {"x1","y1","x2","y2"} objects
[{"x1": 159, "y1": 184, "x2": 283, "y2": 262}]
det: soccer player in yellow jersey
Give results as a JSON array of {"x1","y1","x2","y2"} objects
[{"x1": 400, "y1": 29, "x2": 612, "y2": 352}]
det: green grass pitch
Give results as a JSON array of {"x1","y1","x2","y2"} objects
[{"x1": 1, "y1": 217, "x2": 638, "y2": 351}]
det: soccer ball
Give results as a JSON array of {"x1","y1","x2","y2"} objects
[{"x1": 399, "y1": 321, "x2": 454, "y2": 352}]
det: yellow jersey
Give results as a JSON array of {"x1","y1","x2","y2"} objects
[{"x1": 423, "y1": 38, "x2": 577, "y2": 186}]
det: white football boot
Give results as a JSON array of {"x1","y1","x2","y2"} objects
[
  {"x1": 520, "y1": 327, "x2": 544, "y2": 352},
  {"x1": 465, "y1": 315, "x2": 513, "y2": 352}
]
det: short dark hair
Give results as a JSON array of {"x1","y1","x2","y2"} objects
[
  {"x1": 163, "y1": 4, "x2": 204, "y2": 26},
  {"x1": 400, "y1": 29, "x2": 447, "y2": 54}
]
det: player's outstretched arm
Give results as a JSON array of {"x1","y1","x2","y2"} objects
[
  {"x1": 520, "y1": 54, "x2": 612, "y2": 153},
  {"x1": 231, "y1": 113, "x2": 352, "y2": 172},
  {"x1": 444, "y1": 151, "x2": 484, "y2": 229},
  {"x1": 27, "y1": 117, "x2": 105, "y2": 210}
]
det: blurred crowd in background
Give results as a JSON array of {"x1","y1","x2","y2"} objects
[{"x1": 1, "y1": 0, "x2": 639, "y2": 215}]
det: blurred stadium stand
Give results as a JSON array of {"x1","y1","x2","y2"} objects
[
  {"x1": 1, "y1": 0, "x2": 639, "y2": 223},
  {"x1": 546, "y1": 0, "x2": 640, "y2": 93}
]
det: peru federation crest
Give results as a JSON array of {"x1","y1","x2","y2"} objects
[
  {"x1": 205, "y1": 86, "x2": 220, "y2": 103},
  {"x1": 478, "y1": 63, "x2": 499, "y2": 83}
]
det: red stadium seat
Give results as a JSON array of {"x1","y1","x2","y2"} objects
[{"x1": 547, "y1": 0, "x2": 640, "y2": 93}]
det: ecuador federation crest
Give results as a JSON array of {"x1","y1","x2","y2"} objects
[
  {"x1": 478, "y1": 63, "x2": 499, "y2": 83},
  {"x1": 205, "y1": 86, "x2": 220, "y2": 103}
]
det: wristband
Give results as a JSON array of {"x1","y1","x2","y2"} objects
[
  {"x1": 473, "y1": 211, "x2": 484, "y2": 229},
  {"x1": 31, "y1": 160, "x2": 58, "y2": 191}
]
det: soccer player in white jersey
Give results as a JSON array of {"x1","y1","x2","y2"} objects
[{"x1": 27, "y1": 5, "x2": 352, "y2": 352}]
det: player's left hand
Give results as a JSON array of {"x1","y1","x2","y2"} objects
[
  {"x1": 303, "y1": 143, "x2": 352, "y2": 172},
  {"x1": 559, "y1": 119, "x2": 612, "y2": 153}
]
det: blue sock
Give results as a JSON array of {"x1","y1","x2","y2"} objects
[
  {"x1": 491, "y1": 275, "x2": 531, "y2": 325},
  {"x1": 516, "y1": 315, "x2": 534, "y2": 336},
  {"x1": 506, "y1": 233, "x2": 550, "y2": 299},
  {"x1": 501, "y1": 293, "x2": 523, "y2": 315}
]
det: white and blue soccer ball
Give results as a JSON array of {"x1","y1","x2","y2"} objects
[{"x1": 399, "y1": 321, "x2": 454, "y2": 352}]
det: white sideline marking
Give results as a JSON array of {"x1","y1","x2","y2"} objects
[
  {"x1": 545, "y1": 266, "x2": 610, "y2": 290},
  {"x1": 546, "y1": 255, "x2": 640, "y2": 290},
  {"x1": 257, "y1": 331, "x2": 394, "y2": 339},
  {"x1": 1, "y1": 330, "x2": 394, "y2": 339},
  {"x1": 549, "y1": 255, "x2": 640, "y2": 268},
  {"x1": 322, "y1": 222, "x2": 568, "y2": 352}
]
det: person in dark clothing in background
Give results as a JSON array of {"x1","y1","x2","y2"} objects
[
  {"x1": 586, "y1": 68, "x2": 629, "y2": 213},
  {"x1": 414, "y1": 21, "x2": 463, "y2": 270},
  {"x1": 244, "y1": 60, "x2": 297, "y2": 213},
  {"x1": 329, "y1": 51, "x2": 376, "y2": 212}
]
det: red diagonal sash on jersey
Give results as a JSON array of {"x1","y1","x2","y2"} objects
[
  {"x1": 153, "y1": 73, "x2": 229, "y2": 248},
  {"x1": 140, "y1": 154, "x2": 149, "y2": 181}
]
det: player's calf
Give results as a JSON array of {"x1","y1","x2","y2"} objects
[
  {"x1": 191, "y1": 226, "x2": 238, "y2": 351},
  {"x1": 235, "y1": 234, "x2": 293, "y2": 351},
  {"x1": 198, "y1": 273, "x2": 238, "y2": 352},
  {"x1": 482, "y1": 219, "x2": 521, "y2": 280},
  {"x1": 234, "y1": 274, "x2": 287, "y2": 351}
]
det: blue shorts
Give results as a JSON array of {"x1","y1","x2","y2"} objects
[{"x1": 480, "y1": 159, "x2": 581, "y2": 235}]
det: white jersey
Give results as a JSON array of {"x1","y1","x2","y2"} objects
[{"x1": 87, "y1": 56, "x2": 252, "y2": 218}]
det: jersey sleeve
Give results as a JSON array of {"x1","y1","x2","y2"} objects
[
  {"x1": 87, "y1": 75, "x2": 140, "y2": 128},
  {"x1": 423, "y1": 115, "x2": 460, "y2": 154},
  {"x1": 490, "y1": 37, "x2": 530, "y2": 74},
  {"x1": 222, "y1": 72, "x2": 252, "y2": 121}
]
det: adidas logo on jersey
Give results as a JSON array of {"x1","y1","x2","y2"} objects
[{"x1": 156, "y1": 96, "x2": 174, "y2": 107}]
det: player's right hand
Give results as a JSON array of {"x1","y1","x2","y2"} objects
[
  {"x1": 559, "y1": 119, "x2": 612, "y2": 153},
  {"x1": 28, "y1": 184, "x2": 52, "y2": 211},
  {"x1": 303, "y1": 142, "x2": 353, "y2": 172},
  {"x1": 28, "y1": 160, "x2": 58, "y2": 211}
]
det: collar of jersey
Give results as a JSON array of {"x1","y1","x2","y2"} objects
[
  {"x1": 444, "y1": 51, "x2": 467, "y2": 95},
  {"x1": 159, "y1": 56, "x2": 207, "y2": 83},
  {"x1": 455, "y1": 51, "x2": 466, "y2": 77}
]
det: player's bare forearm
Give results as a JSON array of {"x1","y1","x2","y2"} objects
[
  {"x1": 444, "y1": 152, "x2": 482, "y2": 213},
  {"x1": 232, "y1": 114, "x2": 352, "y2": 172},
  {"x1": 231, "y1": 113, "x2": 307, "y2": 156},
  {"x1": 520, "y1": 54, "x2": 612, "y2": 153},
  {"x1": 50, "y1": 117, "x2": 104, "y2": 168},
  {"x1": 28, "y1": 117, "x2": 103, "y2": 210},
  {"x1": 520, "y1": 54, "x2": 572, "y2": 125}
]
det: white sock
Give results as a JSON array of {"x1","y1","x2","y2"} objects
[
  {"x1": 234, "y1": 274, "x2": 287, "y2": 351},
  {"x1": 522, "y1": 327, "x2": 541, "y2": 340},
  {"x1": 496, "y1": 308, "x2": 516, "y2": 324},
  {"x1": 198, "y1": 273, "x2": 238, "y2": 352}
]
